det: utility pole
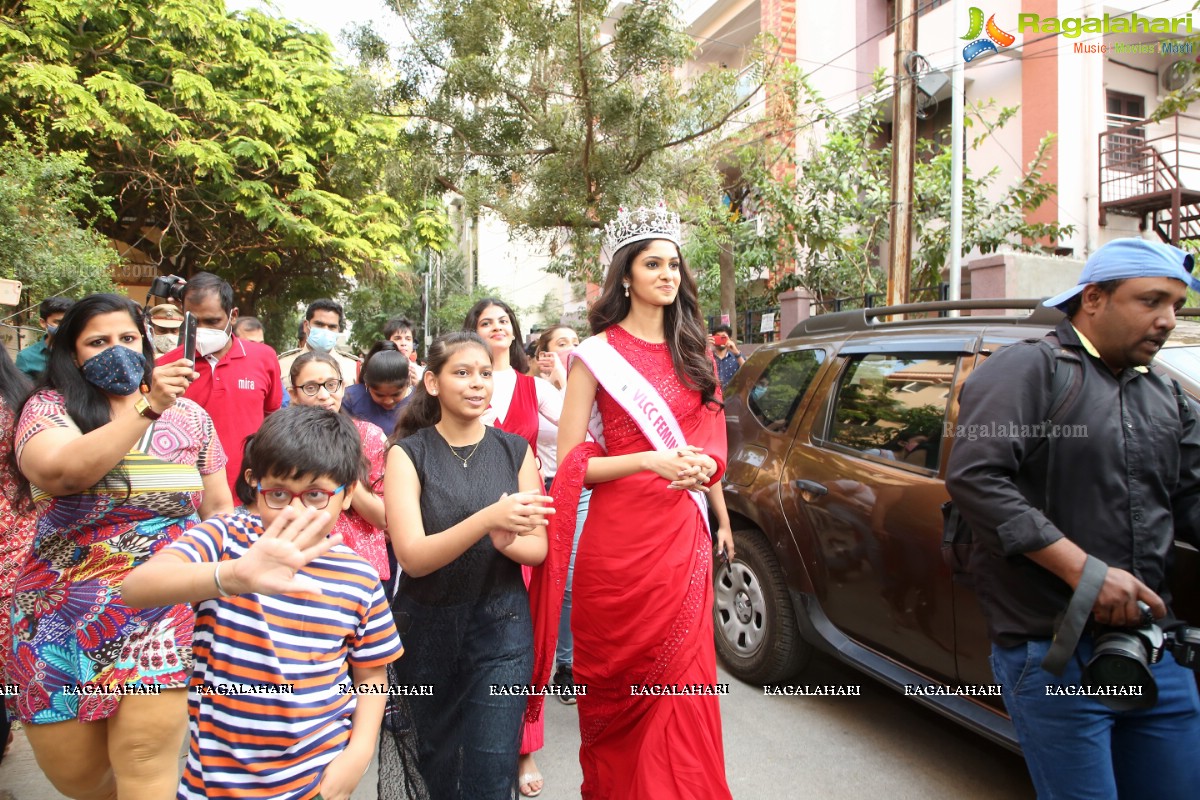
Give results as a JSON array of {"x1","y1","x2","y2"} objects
[
  {"x1": 948, "y1": 0, "x2": 965, "y2": 314},
  {"x1": 423, "y1": 268, "x2": 431, "y2": 354},
  {"x1": 887, "y1": 0, "x2": 918, "y2": 308}
]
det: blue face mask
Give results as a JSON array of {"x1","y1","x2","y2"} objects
[
  {"x1": 750, "y1": 385, "x2": 767, "y2": 402},
  {"x1": 306, "y1": 326, "x2": 340, "y2": 352},
  {"x1": 81, "y1": 346, "x2": 146, "y2": 396},
  {"x1": 46, "y1": 325, "x2": 59, "y2": 338}
]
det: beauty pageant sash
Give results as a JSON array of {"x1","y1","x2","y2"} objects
[{"x1": 571, "y1": 336, "x2": 710, "y2": 532}]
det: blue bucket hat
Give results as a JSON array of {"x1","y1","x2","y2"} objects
[{"x1": 1044, "y1": 238, "x2": 1200, "y2": 309}]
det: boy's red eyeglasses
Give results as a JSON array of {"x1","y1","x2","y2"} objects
[{"x1": 256, "y1": 482, "x2": 346, "y2": 510}]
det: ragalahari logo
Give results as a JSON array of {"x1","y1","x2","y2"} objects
[{"x1": 962, "y1": 7, "x2": 1015, "y2": 62}]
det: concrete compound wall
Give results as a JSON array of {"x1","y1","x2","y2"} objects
[{"x1": 966, "y1": 252, "x2": 1086, "y2": 312}]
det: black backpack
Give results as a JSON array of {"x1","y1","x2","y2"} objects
[{"x1": 940, "y1": 335, "x2": 1189, "y2": 582}]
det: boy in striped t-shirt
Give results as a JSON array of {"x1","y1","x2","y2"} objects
[{"x1": 124, "y1": 406, "x2": 404, "y2": 800}]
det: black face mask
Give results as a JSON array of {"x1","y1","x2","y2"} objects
[{"x1": 81, "y1": 346, "x2": 146, "y2": 396}]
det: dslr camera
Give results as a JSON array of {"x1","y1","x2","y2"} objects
[
  {"x1": 1084, "y1": 601, "x2": 1200, "y2": 710},
  {"x1": 148, "y1": 274, "x2": 187, "y2": 303}
]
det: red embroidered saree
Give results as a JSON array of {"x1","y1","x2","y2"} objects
[{"x1": 531, "y1": 326, "x2": 732, "y2": 800}]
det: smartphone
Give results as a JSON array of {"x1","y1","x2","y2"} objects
[
  {"x1": 181, "y1": 312, "x2": 198, "y2": 364},
  {"x1": 717, "y1": 546, "x2": 733, "y2": 579}
]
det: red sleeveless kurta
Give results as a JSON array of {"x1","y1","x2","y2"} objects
[
  {"x1": 493, "y1": 369, "x2": 546, "y2": 755},
  {"x1": 531, "y1": 326, "x2": 731, "y2": 800}
]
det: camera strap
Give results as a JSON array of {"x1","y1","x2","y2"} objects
[{"x1": 1041, "y1": 555, "x2": 1108, "y2": 676}]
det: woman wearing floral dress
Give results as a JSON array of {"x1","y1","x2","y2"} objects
[
  {"x1": 12, "y1": 294, "x2": 231, "y2": 799},
  {"x1": 0, "y1": 345, "x2": 36, "y2": 760}
]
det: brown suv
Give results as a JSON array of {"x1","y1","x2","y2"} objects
[{"x1": 716, "y1": 299, "x2": 1200, "y2": 751}]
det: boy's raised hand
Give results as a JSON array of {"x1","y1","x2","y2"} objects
[{"x1": 227, "y1": 506, "x2": 342, "y2": 596}]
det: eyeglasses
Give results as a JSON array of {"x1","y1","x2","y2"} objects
[
  {"x1": 256, "y1": 482, "x2": 346, "y2": 510},
  {"x1": 294, "y1": 379, "x2": 344, "y2": 396}
]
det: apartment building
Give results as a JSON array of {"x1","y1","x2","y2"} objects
[{"x1": 689, "y1": 0, "x2": 1200, "y2": 258}]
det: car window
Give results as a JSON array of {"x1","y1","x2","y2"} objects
[
  {"x1": 749, "y1": 348, "x2": 825, "y2": 432},
  {"x1": 1156, "y1": 345, "x2": 1200, "y2": 381},
  {"x1": 825, "y1": 351, "x2": 957, "y2": 469}
]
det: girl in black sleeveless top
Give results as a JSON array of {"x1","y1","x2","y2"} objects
[{"x1": 383, "y1": 332, "x2": 554, "y2": 800}]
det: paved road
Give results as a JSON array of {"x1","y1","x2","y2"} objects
[{"x1": 1, "y1": 654, "x2": 1033, "y2": 799}]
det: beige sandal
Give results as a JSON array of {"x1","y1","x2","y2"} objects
[{"x1": 518, "y1": 770, "x2": 544, "y2": 797}]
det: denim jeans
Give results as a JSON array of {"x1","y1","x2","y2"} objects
[
  {"x1": 391, "y1": 587, "x2": 533, "y2": 800},
  {"x1": 555, "y1": 488, "x2": 590, "y2": 670},
  {"x1": 990, "y1": 635, "x2": 1200, "y2": 799}
]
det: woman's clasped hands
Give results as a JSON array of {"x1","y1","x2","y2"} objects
[{"x1": 647, "y1": 445, "x2": 717, "y2": 492}]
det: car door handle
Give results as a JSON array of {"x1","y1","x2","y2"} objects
[{"x1": 792, "y1": 479, "x2": 829, "y2": 496}]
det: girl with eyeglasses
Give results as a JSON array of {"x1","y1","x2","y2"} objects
[{"x1": 286, "y1": 351, "x2": 390, "y2": 585}]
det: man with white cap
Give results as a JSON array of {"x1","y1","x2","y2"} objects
[
  {"x1": 947, "y1": 238, "x2": 1200, "y2": 798},
  {"x1": 148, "y1": 303, "x2": 185, "y2": 355}
]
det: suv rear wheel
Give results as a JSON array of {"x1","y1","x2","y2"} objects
[{"x1": 714, "y1": 529, "x2": 811, "y2": 684}]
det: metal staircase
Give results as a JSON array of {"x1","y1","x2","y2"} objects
[{"x1": 1099, "y1": 113, "x2": 1200, "y2": 246}]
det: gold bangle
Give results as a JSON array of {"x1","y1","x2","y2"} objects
[{"x1": 213, "y1": 561, "x2": 231, "y2": 597}]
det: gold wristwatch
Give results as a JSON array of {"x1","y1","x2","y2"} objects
[{"x1": 134, "y1": 395, "x2": 162, "y2": 420}]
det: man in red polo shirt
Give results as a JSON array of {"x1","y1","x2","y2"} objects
[{"x1": 161, "y1": 272, "x2": 282, "y2": 495}]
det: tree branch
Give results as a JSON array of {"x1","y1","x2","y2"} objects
[{"x1": 575, "y1": 0, "x2": 597, "y2": 210}]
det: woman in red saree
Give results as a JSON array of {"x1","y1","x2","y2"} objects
[{"x1": 531, "y1": 206, "x2": 734, "y2": 799}]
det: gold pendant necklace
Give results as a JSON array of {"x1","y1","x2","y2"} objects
[{"x1": 447, "y1": 437, "x2": 484, "y2": 468}]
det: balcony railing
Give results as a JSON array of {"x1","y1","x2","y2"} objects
[{"x1": 1099, "y1": 112, "x2": 1200, "y2": 244}]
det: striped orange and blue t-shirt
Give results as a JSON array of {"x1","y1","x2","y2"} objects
[{"x1": 164, "y1": 513, "x2": 404, "y2": 800}]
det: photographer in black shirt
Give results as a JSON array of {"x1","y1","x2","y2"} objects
[{"x1": 947, "y1": 238, "x2": 1200, "y2": 799}]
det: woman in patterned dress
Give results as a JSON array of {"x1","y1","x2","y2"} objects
[
  {"x1": 286, "y1": 350, "x2": 390, "y2": 584},
  {"x1": 12, "y1": 294, "x2": 232, "y2": 799},
  {"x1": 0, "y1": 345, "x2": 36, "y2": 760}
]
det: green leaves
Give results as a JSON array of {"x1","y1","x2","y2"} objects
[
  {"x1": 385, "y1": 0, "x2": 744, "y2": 277},
  {"x1": 0, "y1": 131, "x2": 116, "y2": 307},
  {"x1": 740, "y1": 85, "x2": 1074, "y2": 305},
  {"x1": 0, "y1": 0, "x2": 445, "y2": 326}
]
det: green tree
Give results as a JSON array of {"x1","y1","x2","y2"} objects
[
  {"x1": 684, "y1": 204, "x2": 777, "y2": 324},
  {"x1": 376, "y1": 0, "x2": 749, "y2": 282},
  {"x1": 741, "y1": 79, "x2": 1074, "y2": 306},
  {"x1": 0, "y1": 0, "x2": 446, "y2": 317},
  {"x1": 344, "y1": 271, "x2": 423, "y2": 354},
  {"x1": 0, "y1": 131, "x2": 115, "y2": 310}
]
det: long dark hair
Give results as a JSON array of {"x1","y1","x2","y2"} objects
[
  {"x1": 463, "y1": 297, "x2": 528, "y2": 373},
  {"x1": 391, "y1": 332, "x2": 491, "y2": 443},
  {"x1": 31, "y1": 294, "x2": 156, "y2": 434},
  {"x1": 1, "y1": 346, "x2": 34, "y2": 511},
  {"x1": 361, "y1": 341, "x2": 410, "y2": 388},
  {"x1": 589, "y1": 239, "x2": 719, "y2": 407}
]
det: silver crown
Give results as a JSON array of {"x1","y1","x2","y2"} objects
[{"x1": 601, "y1": 204, "x2": 682, "y2": 263}]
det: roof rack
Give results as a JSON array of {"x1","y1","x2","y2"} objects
[{"x1": 787, "y1": 299, "x2": 1065, "y2": 338}]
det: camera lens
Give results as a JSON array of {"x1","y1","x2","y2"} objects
[{"x1": 1084, "y1": 634, "x2": 1158, "y2": 711}]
